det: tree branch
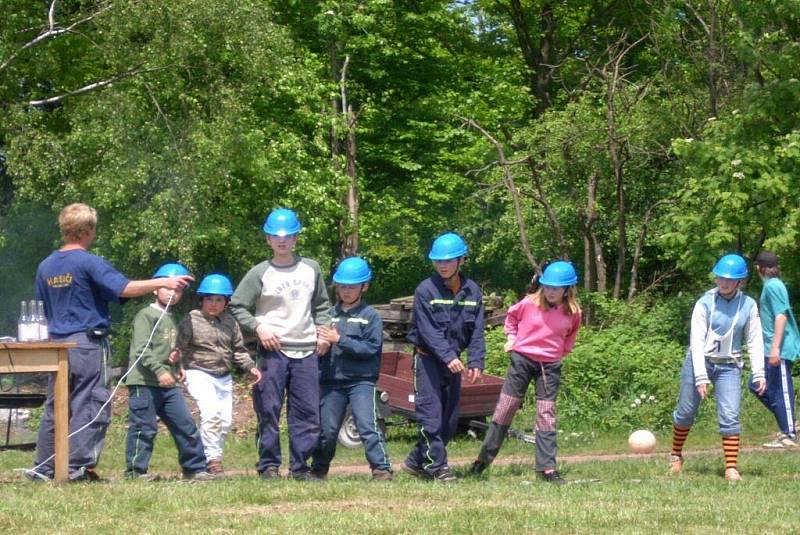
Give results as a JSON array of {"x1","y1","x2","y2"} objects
[
  {"x1": 0, "y1": 1, "x2": 113, "y2": 74},
  {"x1": 26, "y1": 64, "x2": 165, "y2": 107}
]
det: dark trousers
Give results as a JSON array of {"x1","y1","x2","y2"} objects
[
  {"x1": 253, "y1": 350, "x2": 320, "y2": 474},
  {"x1": 478, "y1": 353, "x2": 562, "y2": 471},
  {"x1": 125, "y1": 385, "x2": 207, "y2": 475},
  {"x1": 312, "y1": 382, "x2": 391, "y2": 472},
  {"x1": 406, "y1": 353, "x2": 461, "y2": 475},
  {"x1": 750, "y1": 358, "x2": 797, "y2": 439},
  {"x1": 32, "y1": 333, "x2": 111, "y2": 479}
]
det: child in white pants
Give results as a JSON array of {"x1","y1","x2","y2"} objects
[{"x1": 173, "y1": 274, "x2": 261, "y2": 476}]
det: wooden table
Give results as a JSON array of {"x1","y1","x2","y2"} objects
[{"x1": 0, "y1": 342, "x2": 74, "y2": 482}]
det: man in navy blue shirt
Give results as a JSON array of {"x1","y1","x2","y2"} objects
[
  {"x1": 27, "y1": 203, "x2": 193, "y2": 482},
  {"x1": 403, "y1": 232, "x2": 485, "y2": 482}
]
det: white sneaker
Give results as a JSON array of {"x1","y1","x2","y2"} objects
[
  {"x1": 725, "y1": 467, "x2": 741, "y2": 482},
  {"x1": 763, "y1": 433, "x2": 799, "y2": 448}
]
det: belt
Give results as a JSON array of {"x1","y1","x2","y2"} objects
[{"x1": 706, "y1": 356, "x2": 737, "y2": 364}]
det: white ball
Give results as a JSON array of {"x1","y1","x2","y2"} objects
[{"x1": 628, "y1": 429, "x2": 656, "y2": 454}]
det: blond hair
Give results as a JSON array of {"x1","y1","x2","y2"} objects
[
  {"x1": 528, "y1": 285, "x2": 580, "y2": 315},
  {"x1": 58, "y1": 203, "x2": 97, "y2": 242}
]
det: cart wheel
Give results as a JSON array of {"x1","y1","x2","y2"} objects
[{"x1": 337, "y1": 410, "x2": 362, "y2": 449}]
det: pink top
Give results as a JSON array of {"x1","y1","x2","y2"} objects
[{"x1": 504, "y1": 297, "x2": 582, "y2": 362}]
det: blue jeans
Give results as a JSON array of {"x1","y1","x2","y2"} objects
[
  {"x1": 673, "y1": 353, "x2": 742, "y2": 436},
  {"x1": 311, "y1": 382, "x2": 391, "y2": 472},
  {"x1": 125, "y1": 385, "x2": 207, "y2": 475}
]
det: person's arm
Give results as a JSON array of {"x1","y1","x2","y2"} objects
[
  {"x1": 120, "y1": 276, "x2": 193, "y2": 298},
  {"x1": 413, "y1": 286, "x2": 459, "y2": 365},
  {"x1": 230, "y1": 319, "x2": 256, "y2": 372},
  {"x1": 689, "y1": 300, "x2": 711, "y2": 387},
  {"x1": 466, "y1": 294, "x2": 486, "y2": 371},
  {"x1": 563, "y1": 311, "x2": 583, "y2": 355},
  {"x1": 311, "y1": 267, "x2": 332, "y2": 326},
  {"x1": 337, "y1": 313, "x2": 383, "y2": 360},
  {"x1": 228, "y1": 266, "x2": 265, "y2": 335},
  {"x1": 744, "y1": 304, "x2": 765, "y2": 384},
  {"x1": 130, "y1": 311, "x2": 171, "y2": 379},
  {"x1": 503, "y1": 300, "x2": 522, "y2": 351},
  {"x1": 764, "y1": 283, "x2": 791, "y2": 364}
]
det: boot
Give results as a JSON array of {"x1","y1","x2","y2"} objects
[{"x1": 207, "y1": 459, "x2": 225, "y2": 478}]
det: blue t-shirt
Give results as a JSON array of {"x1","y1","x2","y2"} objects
[
  {"x1": 35, "y1": 249, "x2": 129, "y2": 336},
  {"x1": 760, "y1": 277, "x2": 800, "y2": 361}
]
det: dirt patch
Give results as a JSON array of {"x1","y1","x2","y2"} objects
[{"x1": 111, "y1": 378, "x2": 256, "y2": 438}]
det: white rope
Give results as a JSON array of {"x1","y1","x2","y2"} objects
[{"x1": 18, "y1": 292, "x2": 175, "y2": 480}]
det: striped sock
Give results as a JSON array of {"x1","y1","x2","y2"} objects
[
  {"x1": 671, "y1": 425, "x2": 690, "y2": 457},
  {"x1": 722, "y1": 435, "x2": 739, "y2": 470}
]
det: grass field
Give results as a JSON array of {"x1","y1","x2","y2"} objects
[{"x1": 1, "y1": 407, "x2": 798, "y2": 534}]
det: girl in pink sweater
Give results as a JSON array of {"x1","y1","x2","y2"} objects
[{"x1": 471, "y1": 261, "x2": 581, "y2": 483}]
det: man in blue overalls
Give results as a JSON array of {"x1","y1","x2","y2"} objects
[{"x1": 403, "y1": 232, "x2": 485, "y2": 482}]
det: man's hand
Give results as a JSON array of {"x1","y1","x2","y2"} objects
[
  {"x1": 753, "y1": 378, "x2": 767, "y2": 395},
  {"x1": 249, "y1": 367, "x2": 262, "y2": 386},
  {"x1": 769, "y1": 351, "x2": 781, "y2": 368},
  {"x1": 256, "y1": 324, "x2": 281, "y2": 352},
  {"x1": 467, "y1": 368, "x2": 483, "y2": 384},
  {"x1": 447, "y1": 358, "x2": 465, "y2": 374},
  {"x1": 162, "y1": 275, "x2": 194, "y2": 291},
  {"x1": 158, "y1": 373, "x2": 176, "y2": 388},
  {"x1": 696, "y1": 383, "x2": 708, "y2": 399},
  {"x1": 503, "y1": 340, "x2": 514, "y2": 353}
]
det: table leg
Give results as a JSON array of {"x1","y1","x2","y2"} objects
[{"x1": 53, "y1": 349, "x2": 69, "y2": 482}]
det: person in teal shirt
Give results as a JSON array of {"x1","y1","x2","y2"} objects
[{"x1": 750, "y1": 251, "x2": 799, "y2": 448}]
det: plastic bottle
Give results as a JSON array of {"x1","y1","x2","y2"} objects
[{"x1": 37, "y1": 300, "x2": 48, "y2": 341}]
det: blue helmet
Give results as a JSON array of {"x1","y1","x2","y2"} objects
[
  {"x1": 712, "y1": 254, "x2": 748, "y2": 280},
  {"x1": 153, "y1": 262, "x2": 190, "y2": 278},
  {"x1": 333, "y1": 257, "x2": 372, "y2": 285},
  {"x1": 262, "y1": 208, "x2": 302, "y2": 236},
  {"x1": 428, "y1": 232, "x2": 468, "y2": 261},
  {"x1": 196, "y1": 274, "x2": 234, "y2": 297},
  {"x1": 539, "y1": 261, "x2": 578, "y2": 287}
]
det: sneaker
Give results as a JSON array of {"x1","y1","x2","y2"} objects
[
  {"x1": 470, "y1": 460, "x2": 487, "y2": 476},
  {"x1": 725, "y1": 467, "x2": 741, "y2": 482},
  {"x1": 207, "y1": 459, "x2": 226, "y2": 478},
  {"x1": 183, "y1": 470, "x2": 216, "y2": 482},
  {"x1": 763, "y1": 433, "x2": 799, "y2": 449},
  {"x1": 70, "y1": 467, "x2": 105, "y2": 483},
  {"x1": 291, "y1": 470, "x2": 323, "y2": 482},
  {"x1": 432, "y1": 467, "x2": 457, "y2": 483},
  {"x1": 125, "y1": 471, "x2": 161, "y2": 482},
  {"x1": 259, "y1": 467, "x2": 281, "y2": 481},
  {"x1": 371, "y1": 469, "x2": 393, "y2": 481},
  {"x1": 669, "y1": 454, "x2": 683, "y2": 475},
  {"x1": 540, "y1": 470, "x2": 566, "y2": 485},
  {"x1": 401, "y1": 461, "x2": 431, "y2": 480},
  {"x1": 24, "y1": 469, "x2": 52, "y2": 482}
]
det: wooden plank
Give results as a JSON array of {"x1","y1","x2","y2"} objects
[{"x1": 53, "y1": 348, "x2": 70, "y2": 482}]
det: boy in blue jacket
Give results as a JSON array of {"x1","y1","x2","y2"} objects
[
  {"x1": 311, "y1": 257, "x2": 392, "y2": 481},
  {"x1": 403, "y1": 233, "x2": 485, "y2": 483}
]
